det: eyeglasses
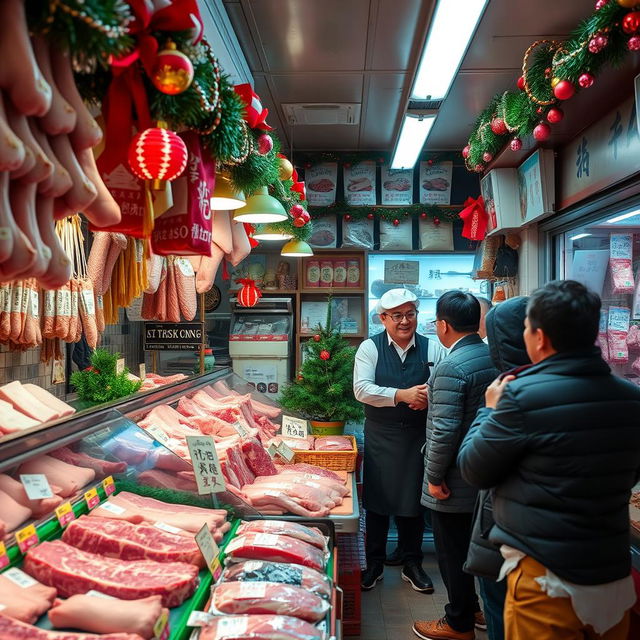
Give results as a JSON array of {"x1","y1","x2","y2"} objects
[{"x1": 382, "y1": 310, "x2": 418, "y2": 323}]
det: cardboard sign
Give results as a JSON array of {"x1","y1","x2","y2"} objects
[
  {"x1": 186, "y1": 436, "x2": 226, "y2": 494},
  {"x1": 384, "y1": 260, "x2": 420, "y2": 285},
  {"x1": 84, "y1": 488, "x2": 100, "y2": 510},
  {"x1": 20, "y1": 474, "x2": 53, "y2": 500},
  {"x1": 55, "y1": 502, "x2": 75, "y2": 527},
  {"x1": 195, "y1": 523, "x2": 222, "y2": 580},
  {"x1": 281, "y1": 415, "x2": 309, "y2": 439},
  {"x1": 116, "y1": 358, "x2": 125, "y2": 375},
  {"x1": 15, "y1": 524, "x2": 38, "y2": 553}
]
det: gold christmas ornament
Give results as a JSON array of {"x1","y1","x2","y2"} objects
[
  {"x1": 278, "y1": 156, "x2": 294, "y2": 181},
  {"x1": 152, "y1": 41, "x2": 194, "y2": 95},
  {"x1": 551, "y1": 77, "x2": 561, "y2": 88},
  {"x1": 618, "y1": 0, "x2": 639, "y2": 8}
]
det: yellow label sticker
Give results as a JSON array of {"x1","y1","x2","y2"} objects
[
  {"x1": 102, "y1": 476, "x2": 115, "y2": 496},
  {"x1": 153, "y1": 608, "x2": 170, "y2": 640},
  {"x1": 15, "y1": 524, "x2": 38, "y2": 553},
  {"x1": 0, "y1": 541, "x2": 8, "y2": 569},
  {"x1": 55, "y1": 502, "x2": 75, "y2": 527},
  {"x1": 84, "y1": 488, "x2": 100, "y2": 509}
]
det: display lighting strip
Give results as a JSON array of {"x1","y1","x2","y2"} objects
[
  {"x1": 606, "y1": 209, "x2": 640, "y2": 224},
  {"x1": 390, "y1": 114, "x2": 436, "y2": 170},
  {"x1": 568, "y1": 233, "x2": 592, "y2": 241}
]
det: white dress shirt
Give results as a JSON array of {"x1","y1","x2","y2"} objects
[{"x1": 353, "y1": 332, "x2": 447, "y2": 407}]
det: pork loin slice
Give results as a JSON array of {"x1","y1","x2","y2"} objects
[
  {"x1": 236, "y1": 520, "x2": 328, "y2": 551},
  {"x1": 0, "y1": 380, "x2": 58, "y2": 423},
  {"x1": 0, "y1": 397, "x2": 40, "y2": 433},
  {"x1": 23, "y1": 540, "x2": 198, "y2": 608},
  {"x1": 23, "y1": 383, "x2": 75, "y2": 418}
]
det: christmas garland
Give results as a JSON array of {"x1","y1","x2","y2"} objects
[
  {"x1": 309, "y1": 202, "x2": 461, "y2": 224},
  {"x1": 463, "y1": 0, "x2": 636, "y2": 172}
]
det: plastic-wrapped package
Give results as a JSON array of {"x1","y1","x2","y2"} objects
[
  {"x1": 341, "y1": 218, "x2": 373, "y2": 249},
  {"x1": 313, "y1": 436, "x2": 352, "y2": 452},
  {"x1": 607, "y1": 306, "x2": 631, "y2": 364},
  {"x1": 220, "y1": 560, "x2": 332, "y2": 599},
  {"x1": 236, "y1": 520, "x2": 327, "y2": 551},
  {"x1": 598, "y1": 308, "x2": 610, "y2": 362},
  {"x1": 199, "y1": 615, "x2": 324, "y2": 640},
  {"x1": 210, "y1": 581, "x2": 329, "y2": 623},
  {"x1": 609, "y1": 233, "x2": 635, "y2": 295}
]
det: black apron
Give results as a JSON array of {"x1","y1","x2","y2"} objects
[{"x1": 362, "y1": 331, "x2": 431, "y2": 517}]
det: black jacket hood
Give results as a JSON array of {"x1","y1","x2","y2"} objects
[{"x1": 485, "y1": 296, "x2": 530, "y2": 373}]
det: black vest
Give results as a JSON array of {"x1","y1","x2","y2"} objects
[{"x1": 364, "y1": 331, "x2": 431, "y2": 427}]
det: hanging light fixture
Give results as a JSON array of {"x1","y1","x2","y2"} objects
[
  {"x1": 233, "y1": 186, "x2": 287, "y2": 224},
  {"x1": 281, "y1": 239, "x2": 313, "y2": 257},
  {"x1": 252, "y1": 224, "x2": 294, "y2": 241},
  {"x1": 210, "y1": 172, "x2": 246, "y2": 210}
]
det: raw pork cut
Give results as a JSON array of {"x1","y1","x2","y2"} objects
[
  {"x1": 224, "y1": 532, "x2": 327, "y2": 571},
  {"x1": 22, "y1": 384, "x2": 75, "y2": 418},
  {"x1": 49, "y1": 447, "x2": 127, "y2": 477},
  {"x1": 284, "y1": 463, "x2": 343, "y2": 482},
  {"x1": 18, "y1": 455, "x2": 95, "y2": 497},
  {"x1": 62, "y1": 515, "x2": 204, "y2": 566},
  {"x1": 236, "y1": 520, "x2": 328, "y2": 551},
  {"x1": 0, "y1": 570, "x2": 57, "y2": 624},
  {"x1": 23, "y1": 540, "x2": 198, "y2": 607},
  {"x1": 0, "y1": 380, "x2": 58, "y2": 423},
  {"x1": 0, "y1": 488, "x2": 32, "y2": 531},
  {"x1": 220, "y1": 560, "x2": 331, "y2": 599},
  {"x1": 0, "y1": 397, "x2": 40, "y2": 433},
  {"x1": 199, "y1": 615, "x2": 323, "y2": 640},
  {"x1": 241, "y1": 486, "x2": 331, "y2": 519},
  {"x1": 0, "y1": 614, "x2": 143, "y2": 640},
  {"x1": 313, "y1": 435, "x2": 352, "y2": 451},
  {"x1": 211, "y1": 581, "x2": 329, "y2": 623},
  {"x1": 48, "y1": 594, "x2": 165, "y2": 640}
]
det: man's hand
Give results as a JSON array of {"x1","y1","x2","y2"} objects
[
  {"x1": 485, "y1": 375, "x2": 515, "y2": 409},
  {"x1": 396, "y1": 384, "x2": 428, "y2": 406},
  {"x1": 428, "y1": 481, "x2": 450, "y2": 501},
  {"x1": 408, "y1": 400, "x2": 428, "y2": 411}
]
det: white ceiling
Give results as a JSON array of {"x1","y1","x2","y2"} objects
[{"x1": 222, "y1": 0, "x2": 633, "y2": 155}]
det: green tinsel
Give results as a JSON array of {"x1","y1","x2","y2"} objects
[
  {"x1": 70, "y1": 349, "x2": 141, "y2": 403},
  {"x1": 228, "y1": 132, "x2": 281, "y2": 194},
  {"x1": 309, "y1": 202, "x2": 460, "y2": 223},
  {"x1": 501, "y1": 90, "x2": 538, "y2": 138}
]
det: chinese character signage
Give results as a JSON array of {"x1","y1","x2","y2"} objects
[
  {"x1": 306, "y1": 162, "x2": 338, "y2": 206},
  {"x1": 281, "y1": 415, "x2": 309, "y2": 439},
  {"x1": 381, "y1": 165, "x2": 413, "y2": 205},
  {"x1": 186, "y1": 436, "x2": 227, "y2": 494},
  {"x1": 344, "y1": 161, "x2": 376, "y2": 206},
  {"x1": 559, "y1": 97, "x2": 640, "y2": 209},
  {"x1": 420, "y1": 161, "x2": 453, "y2": 205},
  {"x1": 383, "y1": 260, "x2": 420, "y2": 285}
]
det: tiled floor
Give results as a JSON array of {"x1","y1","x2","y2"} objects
[{"x1": 354, "y1": 553, "x2": 488, "y2": 640}]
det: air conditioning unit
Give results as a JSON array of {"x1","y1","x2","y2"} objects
[
  {"x1": 282, "y1": 103, "x2": 362, "y2": 126},
  {"x1": 517, "y1": 149, "x2": 555, "y2": 226},
  {"x1": 480, "y1": 168, "x2": 520, "y2": 234}
]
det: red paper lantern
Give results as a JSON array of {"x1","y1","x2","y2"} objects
[
  {"x1": 237, "y1": 278, "x2": 262, "y2": 308},
  {"x1": 319, "y1": 350, "x2": 330, "y2": 361},
  {"x1": 128, "y1": 128, "x2": 187, "y2": 181}
]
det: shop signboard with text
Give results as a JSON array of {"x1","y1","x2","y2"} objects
[{"x1": 144, "y1": 323, "x2": 203, "y2": 350}]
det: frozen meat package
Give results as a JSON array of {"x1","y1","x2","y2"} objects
[
  {"x1": 235, "y1": 519, "x2": 328, "y2": 551},
  {"x1": 198, "y1": 615, "x2": 324, "y2": 640}
]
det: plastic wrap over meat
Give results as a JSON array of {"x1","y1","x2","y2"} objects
[
  {"x1": 224, "y1": 532, "x2": 327, "y2": 571},
  {"x1": 313, "y1": 436, "x2": 352, "y2": 451},
  {"x1": 199, "y1": 615, "x2": 324, "y2": 640},
  {"x1": 236, "y1": 520, "x2": 328, "y2": 551},
  {"x1": 220, "y1": 560, "x2": 331, "y2": 600}
]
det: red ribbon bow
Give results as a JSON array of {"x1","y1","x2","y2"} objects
[
  {"x1": 244, "y1": 223, "x2": 260, "y2": 248},
  {"x1": 234, "y1": 83, "x2": 273, "y2": 131},
  {"x1": 459, "y1": 196, "x2": 487, "y2": 241}
]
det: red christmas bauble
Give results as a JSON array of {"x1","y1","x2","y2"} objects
[
  {"x1": 578, "y1": 72, "x2": 595, "y2": 88},
  {"x1": 257, "y1": 134, "x2": 273, "y2": 155},
  {"x1": 313, "y1": 334, "x2": 321, "y2": 342},
  {"x1": 128, "y1": 128, "x2": 187, "y2": 181},
  {"x1": 319, "y1": 350, "x2": 330, "y2": 361},
  {"x1": 343, "y1": 162, "x2": 351, "y2": 169},
  {"x1": 553, "y1": 80, "x2": 575, "y2": 101},
  {"x1": 462, "y1": 145, "x2": 471, "y2": 158},
  {"x1": 344, "y1": 214, "x2": 352, "y2": 222},
  {"x1": 628, "y1": 35, "x2": 640, "y2": 50},
  {"x1": 392, "y1": 219, "x2": 400, "y2": 226},
  {"x1": 588, "y1": 34, "x2": 608, "y2": 53},
  {"x1": 517, "y1": 75, "x2": 526, "y2": 90},
  {"x1": 536, "y1": 106, "x2": 544, "y2": 115},
  {"x1": 474, "y1": 164, "x2": 485, "y2": 173},
  {"x1": 290, "y1": 204, "x2": 305, "y2": 218},
  {"x1": 152, "y1": 43, "x2": 194, "y2": 95},
  {"x1": 546, "y1": 107, "x2": 564, "y2": 123},
  {"x1": 510, "y1": 137, "x2": 523, "y2": 151},
  {"x1": 533, "y1": 122, "x2": 551, "y2": 141},
  {"x1": 367, "y1": 213, "x2": 374, "y2": 220},
  {"x1": 420, "y1": 212, "x2": 428, "y2": 219},
  {"x1": 304, "y1": 162, "x2": 312, "y2": 169},
  {"x1": 490, "y1": 118, "x2": 507, "y2": 135},
  {"x1": 427, "y1": 159, "x2": 434, "y2": 166},
  {"x1": 433, "y1": 217, "x2": 440, "y2": 226},
  {"x1": 595, "y1": 0, "x2": 608, "y2": 9},
  {"x1": 482, "y1": 151, "x2": 493, "y2": 163},
  {"x1": 293, "y1": 216, "x2": 307, "y2": 228},
  {"x1": 623, "y1": 11, "x2": 640, "y2": 33}
]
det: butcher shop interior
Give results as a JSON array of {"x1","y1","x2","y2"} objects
[{"x1": 1, "y1": 0, "x2": 640, "y2": 639}]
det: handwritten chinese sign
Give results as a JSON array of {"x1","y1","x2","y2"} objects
[
  {"x1": 186, "y1": 436, "x2": 226, "y2": 494},
  {"x1": 384, "y1": 260, "x2": 420, "y2": 285},
  {"x1": 281, "y1": 416, "x2": 309, "y2": 439}
]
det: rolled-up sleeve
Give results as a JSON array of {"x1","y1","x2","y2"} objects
[{"x1": 353, "y1": 339, "x2": 397, "y2": 407}]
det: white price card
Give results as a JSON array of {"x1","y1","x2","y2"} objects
[
  {"x1": 195, "y1": 523, "x2": 220, "y2": 577},
  {"x1": 267, "y1": 443, "x2": 278, "y2": 458},
  {"x1": 608, "y1": 306, "x2": 631, "y2": 332},
  {"x1": 231, "y1": 421, "x2": 250, "y2": 438},
  {"x1": 20, "y1": 474, "x2": 53, "y2": 500},
  {"x1": 187, "y1": 611, "x2": 215, "y2": 627},
  {"x1": 214, "y1": 617, "x2": 249, "y2": 638},
  {"x1": 3, "y1": 568, "x2": 37, "y2": 588},
  {"x1": 237, "y1": 582, "x2": 267, "y2": 598},
  {"x1": 116, "y1": 358, "x2": 125, "y2": 374},
  {"x1": 186, "y1": 435, "x2": 227, "y2": 495},
  {"x1": 276, "y1": 440, "x2": 295, "y2": 463},
  {"x1": 144, "y1": 424, "x2": 170, "y2": 446},
  {"x1": 281, "y1": 415, "x2": 308, "y2": 439},
  {"x1": 99, "y1": 501, "x2": 126, "y2": 515},
  {"x1": 139, "y1": 363, "x2": 146, "y2": 380},
  {"x1": 154, "y1": 521, "x2": 183, "y2": 535}
]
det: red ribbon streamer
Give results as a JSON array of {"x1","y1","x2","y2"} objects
[{"x1": 459, "y1": 196, "x2": 487, "y2": 241}]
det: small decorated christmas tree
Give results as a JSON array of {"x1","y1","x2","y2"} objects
[{"x1": 280, "y1": 299, "x2": 363, "y2": 424}]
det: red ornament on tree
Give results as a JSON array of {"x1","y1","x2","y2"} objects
[
  {"x1": 367, "y1": 213, "x2": 374, "y2": 220},
  {"x1": 236, "y1": 278, "x2": 262, "y2": 308},
  {"x1": 433, "y1": 217, "x2": 441, "y2": 226},
  {"x1": 588, "y1": 34, "x2": 609, "y2": 53},
  {"x1": 343, "y1": 162, "x2": 351, "y2": 169},
  {"x1": 293, "y1": 212, "x2": 310, "y2": 228},
  {"x1": 628, "y1": 36, "x2": 640, "y2": 50},
  {"x1": 319, "y1": 350, "x2": 330, "y2": 361},
  {"x1": 427, "y1": 159, "x2": 434, "y2": 166},
  {"x1": 536, "y1": 106, "x2": 544, "y2": 115},
  {"x1": 490, "y1": 118, "x2": 508, "y2": 135},
  {"x1": 344, "y1": 214, "x2": 352, "y2": 222},
  {"x1": 257, "y1": 133, "x2": 273, "y2": 155},
  {"x1": 482, "y1": 151, "x2": 493, "y2": 163},
  {"x1": 462, "y1": 145, "x2": 471, "y2": 158},
  {"x1": 578, "y1": 72, "x2": 595, "y2": 88},
  {"x1": 392, "y1": 218, "x2": 400, "y2": 226},
  {"x1": 623, "y1": 11, "x2": 640, "y2": 33},
  {"x1": 313, "y1": 334, "x2": 321, "y2": 342},
  {"x1": 420, "y1": 212, "x2": 428, "y2": 219},
  {"x1": 553, "y1": 80, "x2": 575, "y2": 101},
  {"x1": 152, "y1": 41, "x2": 194, "y2": 95},
  {"x1": 128, "y1": 128, "x2": 188, "y2": 182},
  {"x1": 474, "y1": 164, "x2": 485, "y2": 173},
  {"x1": 533, "y1": 122, "x2": 551, "y2": 141},
  {"x1": 510, "y1": 137, "x2": 523, "y2": 151},
  {"x1": 290, "y1": 204, "x2": 305, "y2": 218},
  {"x1": 517, "y1": 75, "x2": 526, "y2": 90},
  {"x1": 546, "y1": 107, "x2": 564, "y2": 123},
  {"x1": 297, "y1": 374, "x2": 304, "y2": 381}
]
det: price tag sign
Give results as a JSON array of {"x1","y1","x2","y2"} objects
[
  {"x1": 608, "y1": 306, "x2": 631, "y2": 332},
  {"x1": 20, "y1": 474, "x2": 53, "y2": 500},
  {"x1": 231, "y1": 421, "x2": 250, "y2": 438},
  {"x1": 139, "y1": 363, "x2": 146, "y2": 380},
  {"x1": 276, "y1": 441, "x2": 295, "y2": 463},
  {"x1": 267, "y1": 443, "x2": 278, "y2": 458},
  {"x1": 116, "y1": 358, "x2": 125, "y2": 375},
  {"x1": 281, "y1": 415, "x2": 309, "y2": 440},
  {"x1": 55, "y1": 502, "x2": 75, "y2": 527},
  {"x1": 99, "y1": 501, "x2": 125, "y2": 515},
  {"x1": 153, "y1": 608, "x2": 170, "y2": 640},
  {"x1": 0, "y1": 541, "x2": 9, "y2": 569},
  {"x1": 187, "y1": 611, "x2": 215, "y2": 627},
  {"x1": 186, "y1": 436, "x2": 226, "y2": 495},
  {"x1": 15, "y1": 524, "x2": 38, "y2": 553},
  {"x1": 3, "y1": 567, "x2": 37, "y2": 588},
  {"x1": 154, "y1": 522, "x2": 183, "y2": 535},
  {"x1": 102, "y1": 476, "x2": 115, "y2": 496},
  {"x1": 84, "y1": 487, "x2": 100, "y2": 510},
  {"x1": 195, "y1": 524, "x2": 221, "y2": 578}
]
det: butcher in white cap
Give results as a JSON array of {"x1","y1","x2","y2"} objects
[{"x1": 354, "y1": 288, "x2": 446, "y2": 593}]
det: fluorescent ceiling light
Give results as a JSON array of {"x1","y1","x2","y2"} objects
[
  {"x1": 569, "y1": 233, "x2": 592, "y2": 241},
  {"x1": 411, "y1": 0, "x2": 489, "y2": 100},
  {"x1": 391, "y1": 114, "x2": 436, "y2": 170},
  {"x1": 606, "y1": 209, "x2": 640, "y2": 224}
]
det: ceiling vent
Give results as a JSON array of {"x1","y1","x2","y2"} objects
[{"x1": 282, "y1": 103, "x2": 361, "y2": 126}]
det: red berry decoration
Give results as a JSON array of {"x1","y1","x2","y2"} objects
[
  {"x1": 293, "y1": 216, "x2": 307, "y2": 228},
  {"x1": 546, "y1": 107, "x2": 564, "y2": 123},
  {"x1": 474, "y1": 164, "x2": 485, "y2": 173},
  {"x1": 257, "y1": 133, "x2": 273, "y2": 155},
  {"x1": 427, "y1": 159, "x2": 434, "y2": 166},
  {"x1": 628, "y1": 36, "x2": 640, "y2": 50},
  {"x1": 290, "y1": 204, "x2": 305, "y2": 218},
  {"x1": 344, "y1": 214, "x2": 351, "y2": 222},
  {"x1": 578, "y1": 72, "x2": 595, "y2": 88},
  {"x1": 420, "y1": 212, "x2": 428, "y2": 219},
  {"x1": 367, "y1": 213, "x2": 374, "y2": 220},
  {"x1": 433, "y1": 217, "x2": 440, "y2": 226},
  {"x1": 462, "y1": 145, "x2": 471, "y2": 158},
  {"x1": 319, "y1": 350, "x2": 330, "y2": 361},
  {"x1": 343, "y1": 162, "x2": 351, "y2": 169},
  {"x1": 482, "y1": 151, "x2": 493, "y2": 163},
  {"x1": 588, "y1": 34, "x2": 608, "y2": 54},
  {"x1": 517, "y1": 75, "x2": 526, "y2": 90},
  {"x1": 553, "y1": 80, "x2": 575, "y2": 101},
  {"x1": 595, "y1": 0, "x2": 608, "y2": 9},
  {"x1": 623, "y1": 11, "x2": 640, "y2": 33},
  {"x1": 313, "y1": 334, "x2": 321, "y2": 342},
  {"x1": 533, "y1": 122, "x2": 551, "y2": 141},
  {"x1": 510, "y1": 137, "x2": 523, "y2": 151},
  {"x1": 297, "y1": 374, "x2": 304, "y2": 381},
  {"x1": 490, "y1": 117, "x2": 507, "y2": 135},
  {"x1": 392, "y1": 218, "x2": 400, "y2": 226}
]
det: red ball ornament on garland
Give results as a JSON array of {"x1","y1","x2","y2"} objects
[
  {"x1": 462, "y1": 145, "x2": 471, "y2": 158},
  {"x1": 553, "y1": 80, "x2": 575, "y2": 101},
  {"x1": 128, "y1": 128, "x2": 188, "y2": 182},
  {"x1": 433, "y1": 217, "x2": 441, "y2": 226},
  {"x1": 392, "y1": 218, "x2": 400, "y2": 226},
  {"x1": 290, "y1": 204, "x2": 305, "y2": 218},
  {"x1": 517, "y1": 75, "x2": 526, "y2": 90},
  {"x1": 622, "y1": 11, "x2": 640, "y2": 33},
  {"x1": 628, "y1": 35, "x2": 640, "y2": 50},
  {"x1": 474, "y1": 164, "x2": 485, "y2": 173},
  {"x1": 297, "y1": 374, "x2": 304, "y2": 381},
  {"x1": 313, "y1": 334, "x2": 321, "y2": 342},
  {"x1": 319, "y1": 350, "x2": 330, "y2": 361},
  {"x1": 343, "y1": 162, "x2": 351, "y2": 169},
  {"x1": 292, "y1": 211, "x2": 311, "y2": 227},
  {"x1": 547, "y1": 107, "x2": 564, "y2": 123},
  {"x1": 482, "y1": 151, "x2": 493, "y2": 163},
  {"x1": 304, "y1": 162, "x2": 313, "y2": 169},
  {"x1": 344, "y1": 214, "x2": 352, "y2": 222},
  {"x1": 257, "y1": 133, "x2": 273, "y2": 155},
  {"x1": 490, "y1": 117, "x2": 508, "y2": 135},
  {"x1": 152, "y1": 41, "x2": 194, "y2": 95},
  {"x1": 510, "y1": 137, "x2": 523, "y2": 151},
  {"x1": 588, "y1": 34, "x2": 608, "y2": 54},
  {"x1": 533, "y1": 122, "x2": 551, "y2": 141},
  {"x1": 420, "y1": 212, "x2": 428, "y2": 219},
  {"x1": 367, "y1": 213, "x2": 374, "y2": 220},
  {"x1": 578, "y1": 72, "x2": 595, "y2": 88},
  {"x1": 595, "y1": 0, "x2": 608, "y2": 9},
  {"x1": 427, "y1": 159, "x2": 434, "y2": 166}
]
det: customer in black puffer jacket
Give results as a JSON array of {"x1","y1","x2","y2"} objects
[{"x1": 458, "y1": 281, "x2": 640, "y2": 640}]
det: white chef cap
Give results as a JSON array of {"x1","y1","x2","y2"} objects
[{"x1": 376, "y1": 288, "x2": 420, "y2": 314}]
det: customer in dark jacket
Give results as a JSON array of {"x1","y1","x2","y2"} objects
[
  {"x1": 413, "y1": 291, "x2": 498, "y2": 640},
  {"x1": 458, "y1": 281, "x2": 640, "y2": 640},
  {"x1": 467, "y1": 296, "x2": 530, "y2": 640}
]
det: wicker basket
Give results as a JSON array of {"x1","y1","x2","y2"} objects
[{"x1": 292, "y1": 435, "x2": 357, "y2": 472}]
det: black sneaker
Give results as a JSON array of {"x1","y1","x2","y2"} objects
[
  {"x1": 401, "y1": 564, "x2": 434, "y2": 593},
  {"x1": 361, "y1": 564, "x2": 384, "y2": 591},
  {"x1": 384, "y1": 547, "x2": 404, "y2": 566}
]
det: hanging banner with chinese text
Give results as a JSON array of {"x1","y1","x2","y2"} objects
[{"x1": 306, "y1": 163, "x2": 338, "y2": 206}]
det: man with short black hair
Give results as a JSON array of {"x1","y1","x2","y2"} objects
[
  {"x1": 458, "y1": 280, "x2": 640, "y2": 640},
  {"x1": 413, "y1": 291, "x2": 498, "y2": 640},
  {"x1": 475, "y1": 297, "x2": 492, "y2": 341}
]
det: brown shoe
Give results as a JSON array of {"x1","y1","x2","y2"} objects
[
  {"x1": 474, "y1": 611, "x2": 487, "y2": 631},
  {"x1": 413, "y1": 617, "x2": 475, "y2": 640}
]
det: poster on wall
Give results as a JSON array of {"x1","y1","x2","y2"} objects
[
  {"x1": 517, "y1": 149, "x2": 554, "y2": 226},
  {"x1": 381, "y1": 165, "x2": 413, "y2": 205},
  {"x1": 420, "y1": 161, "x2": 453, "y2": 205},
  {"x1": 305, "y1": 162, "x2": 338, "y2": 206},
  {"x1": 344, "y1": 161, "x2": 376, "y2": 206},
  {"x1": 308, "y1": 215, "x2": 337, "y2": 248}
]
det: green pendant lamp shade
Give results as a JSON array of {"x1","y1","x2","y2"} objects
[
  {"x1": 233, "y1": 186, "x2": 288, "y2": 223},
  {"x1": 210, "y1": 173, "x2": 246, "y2": 210},
  {"x1": 281, "y1": 239, "x2": 314, "y2": 257}
]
